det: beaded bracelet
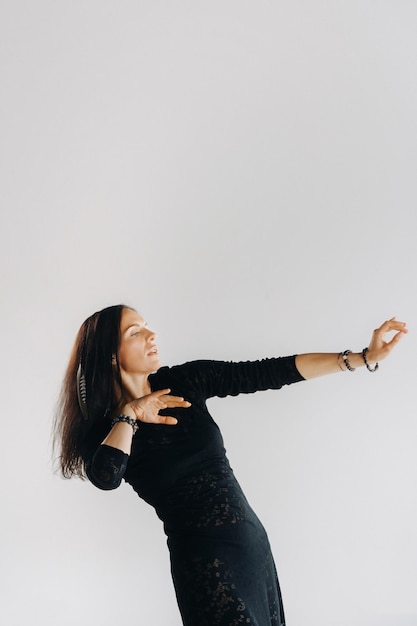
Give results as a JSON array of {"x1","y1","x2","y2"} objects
[
  {"x1": 362, "y1": 347, "x2": 379, "y2": 372},
  {"x1": 341, "y1": 350, "x2": 355, "y2": 372},
  {"x1": 111, "y1": 414, "x2": 139, "y2": 434}
]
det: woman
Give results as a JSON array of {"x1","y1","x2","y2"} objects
[{"x1": 54, "y1": 305, "x2": 407, "y2": 626}]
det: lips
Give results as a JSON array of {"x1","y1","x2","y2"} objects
[{"x1": 147, "y1": 346, "x2": 158, "y2": 356}]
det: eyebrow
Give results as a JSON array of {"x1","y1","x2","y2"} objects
[{"x1": 123, "y1": 322, "x2": 146, "y2": 334}]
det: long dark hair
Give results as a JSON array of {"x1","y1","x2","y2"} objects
[{"x1": 53, "y1": 304, "x2": 132, "y2": 479}]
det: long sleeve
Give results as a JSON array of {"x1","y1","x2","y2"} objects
[
  {"x1": 86, "y1": 444, "x2": 129, "y2": 490},
  {"x1": 85, "y1": 356, "x2": 304, "y2": 496},
  {"x1": 164, "y1": 355, "x2": 305, "y2": 401}
]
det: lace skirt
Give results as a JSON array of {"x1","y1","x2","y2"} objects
[{"x1": 157, "y1": 466, "x2": 286, "y2": 626}]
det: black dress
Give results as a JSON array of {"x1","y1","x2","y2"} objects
[{"x1": 87, "y1": 357, "x2": 304, "y2": 626}]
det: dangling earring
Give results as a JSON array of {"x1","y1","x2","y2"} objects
[{"x1": 76, "y1": 362, "x2": 88, "y2": 420}]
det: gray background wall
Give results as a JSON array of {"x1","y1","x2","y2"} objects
[{"x1": 1, "y1": 1, "x2": 416, "y2": 624}]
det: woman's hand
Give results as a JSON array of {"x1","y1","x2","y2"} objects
[
  {"x1": 121, "y1": 388, "x2": 191, "y2": 425},
  {"x1": 103, "y1": 390, "x2": 191, "y2": 454},
  {"x1": 365, "y1": 317, "x2": 408, "y2": 364}
]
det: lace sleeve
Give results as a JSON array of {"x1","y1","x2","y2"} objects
[{"x1": 86, "y1": 444, "x2": 129, "y2": 490}]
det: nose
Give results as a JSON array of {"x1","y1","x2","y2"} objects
[{"x1": 147, "y1": 328, "x2": 157, "y2": 342}]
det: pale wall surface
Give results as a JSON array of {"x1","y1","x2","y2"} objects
[{"x1": 1, "y1": 2, "x2": 416, "y2": 625}]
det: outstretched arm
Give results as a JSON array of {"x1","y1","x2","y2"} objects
[{"x1": 295, "y1": 317, "x2": 407, "y2": 380}]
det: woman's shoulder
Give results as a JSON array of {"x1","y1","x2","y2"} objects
[
  {"x1": 152, "y1": 359, "x2": 217, "y2": 379},
  {"x1": 150, "y1": 360, "x2": 220, "y2": 391}
]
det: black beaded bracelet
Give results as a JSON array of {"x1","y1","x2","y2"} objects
[
  {"x1": 111, "y1": 414, "x2": 139, "y2": 434},
  {"x1": 337, "y1": 352, "x2": 345, "y2": 371},
  {"x1": 341, "y1": 350, "x2": 356, "y2": 372},
  {"x1": 362, "y1": 347, "x2": 379, "y2": 372}
]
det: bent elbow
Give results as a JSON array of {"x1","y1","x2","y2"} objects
[
  {"x1": 86, "y1": 445, "x2": 129, "y2": 491},
  {"x1": 86, "y1": 467, "x2": 124, "y2": 490}
]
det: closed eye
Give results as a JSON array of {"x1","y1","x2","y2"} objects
[
  {"x1": 130, "y1": 323, "x2": 148, "y2": 336},
  {"x1": 125, "y1": 321, "x2": 148, "y2": 337}
]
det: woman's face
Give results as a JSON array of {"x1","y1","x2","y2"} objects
[{"x1": 117, "y1": 308, "x2": 160, "y2": 375}]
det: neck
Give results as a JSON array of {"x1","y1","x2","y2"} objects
[{"x1": 118, "y1": 372, "x2": 153, "y2": 404}]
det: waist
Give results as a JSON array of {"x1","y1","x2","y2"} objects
[{"x1": 155, "y1": 461, "x2": 255, "y2": 533}]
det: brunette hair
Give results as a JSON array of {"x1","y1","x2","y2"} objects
[{"x1": 53, "y1": 304, "x2": 133, "y2": 478}]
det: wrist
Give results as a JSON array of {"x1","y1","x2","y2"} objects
[
  {"x1": 362, "y1": 347, "x2": 379, "y2": 372},
  {"x1": 111, "y1": 414, "x2": 139, "y2": 434},
  {"x1": 338, "y1": 349, "x2": 379, "y2": 373},
  {"x1": 363, "y1": 349, "x2": 377, "y2": 364},
  {"x1": 120, "y1": 405, "x2": 136, "y2": 420}
]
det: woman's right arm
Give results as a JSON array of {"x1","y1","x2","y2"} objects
[
  {"x1": 102, "y1": 421, "x2": 136, "y2": 454},
  {"x1": 87, "y1": 442, "x2": 130, "y2": 490},
  {"x1": 87, "y1": 389, "x2": 191, "y2": 490}
]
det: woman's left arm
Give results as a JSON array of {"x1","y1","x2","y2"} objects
[{"x1": 295, "y1": 317, "x2": 408, "y2": 380}]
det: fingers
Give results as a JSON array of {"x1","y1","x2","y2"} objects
[
  {"x1": 367, "y1": 317, "x2": 408, "y2": 362},
  {"x1": 157, "y1": 415, "x2": 178, "y2": 425},
  {"x1": 151, "y1": 388, "x2": 172, "y2": 397},
  {"x1": 386, "y1": 330, "x2": 405, "y2": 347},
  {"x1": 129, "y1": 389, "x2": 191, "y2": 426},
  {"x1": 164, "y1": 397, "x2": 192, "y2": 408},
  {"x1": 376, "y1": 318, "x2": 408, "y2": 334},
  {"x1": 148, "y1": 389, "x2": 192, "y2": 407},
  {"x1": 371, "y1": 318, "x2": 408, "y2": 347}
]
